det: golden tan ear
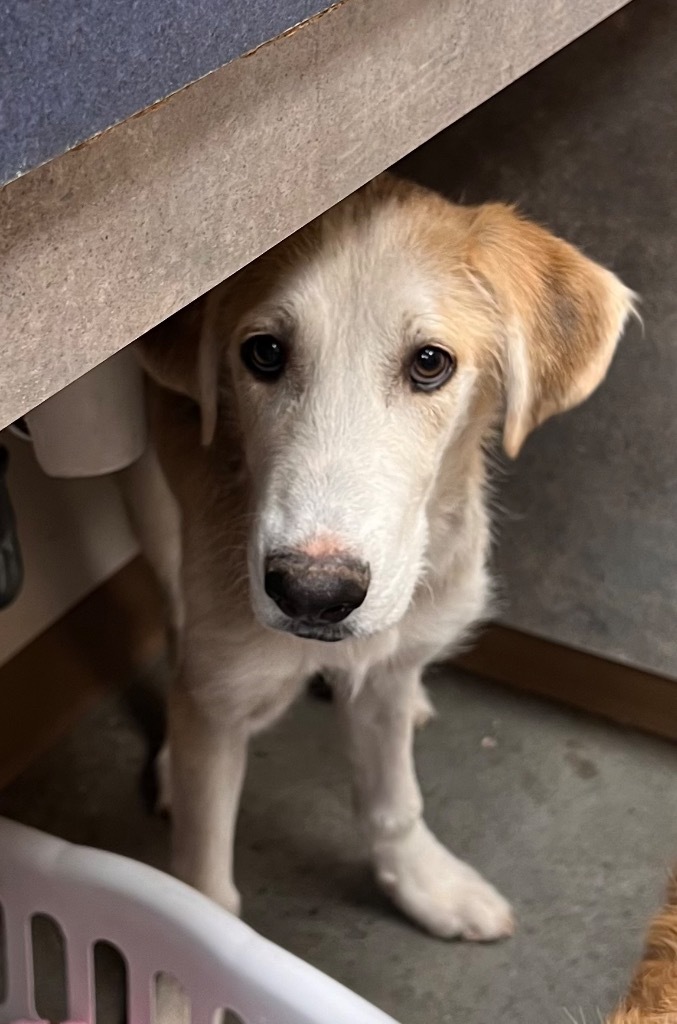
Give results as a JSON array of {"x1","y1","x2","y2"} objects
[
  {"x1": 133, "y1": 291, "x2": 221, "y2": 446},
  {"x1": 467, "y1": 204, "x2": 636, "y2": 457}
]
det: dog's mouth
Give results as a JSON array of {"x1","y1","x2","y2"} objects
[{"x1": 286, "y1": 622, "x2": 350, "y2": 643}]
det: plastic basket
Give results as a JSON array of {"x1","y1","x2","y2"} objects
[{"x1": 0, "y1": 817, "x2": 400, "y2": 1024}]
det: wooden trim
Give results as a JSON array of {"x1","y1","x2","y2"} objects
[
  {"x1": 0, "y1": 557, "x2": 163, "y2": 788},
  {"x1": 456, "y1": 625, "x2": 677, "y2": 743}
]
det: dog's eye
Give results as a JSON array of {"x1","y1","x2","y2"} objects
[
  {"x1": 241, "y1": 334, "x2": 287, "y2": 380},
  {"x1": 409, "y1": 346, "x2": 456, "y2": 391}
]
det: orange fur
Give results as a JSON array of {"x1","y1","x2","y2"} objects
[{"x1": 607, "y1": 876, "x2": 677, "y2": 1024}]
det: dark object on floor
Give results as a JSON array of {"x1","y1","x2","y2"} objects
[{"x1": 0, "y1": 445, "x2": 23, "y2": 609}]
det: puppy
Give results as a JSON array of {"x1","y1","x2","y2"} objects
[
  {"x1": 606, "y1": 875, "x2": 677, "y2": 1023},
  {"x1": 126, "y1": 173, "x2": 634, "y2": 941}
]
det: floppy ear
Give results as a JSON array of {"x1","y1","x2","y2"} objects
[
  {"x1": 466, "y1": 204, "x2": 636, "y2": 457},
  {"x1": 134, "y1": 291, "x2": 222, "y2": 446}
]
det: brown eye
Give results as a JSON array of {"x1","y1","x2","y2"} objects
[
  {"x1": 409, "y1": 346, "x2": 456, "y2": 391},
  {"x1": 241, "y1": 334, "x2": 287, "y2": 380}
]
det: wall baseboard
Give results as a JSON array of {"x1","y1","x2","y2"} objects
[
  {"x1": 0, "y1": 557, "x2": 163, "y2": 788},
  {"x1": 456, "y1": 625, "x2": 677, "y2": 743}
]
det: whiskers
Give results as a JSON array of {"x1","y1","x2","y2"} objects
[{"x1": 562, "y1": 1006, "x2": 607, "y2": 1024}]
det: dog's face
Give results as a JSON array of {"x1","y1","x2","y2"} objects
[
  {"x1": 141, "y1": 176, "x2": 634, "y2": 642},
  {"x1": 222, "y1": 205, "x2": 501, "y2": 642}
]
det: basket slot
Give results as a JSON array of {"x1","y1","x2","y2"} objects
[
  {"x1": 220, "y1": 1009, "x2": 245, "y2": 1024},
  {"x1": 151, "y1": 975, "x2": 248, "y2": 1024},
  {"x1": 188, "y1": 1004, "x2": 224, "y2": 1024},
  {"x1": 93, "y1": 941, "x2": 127, "y2": 1024},
  {"x1": 153, "y1": 970, "x2": 190, "y2": 1024},
  {"x1": 183, "y1": 1001, "x2": 242, "y2": 1024},
  {"x1": 30, "y1": 914, "x2": 68, "y2": 1023}
]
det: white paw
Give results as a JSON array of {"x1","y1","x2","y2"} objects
[
  {"x1": 374, "y1": 821, "x2": 513, "y2": 941},
  {"x1": 154, "y1": 742, "x2": 172, "y2": 815}
]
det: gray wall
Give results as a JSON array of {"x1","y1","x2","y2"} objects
[{"x1": 401, "y1": 0, "x2": 677, "y2": 677}]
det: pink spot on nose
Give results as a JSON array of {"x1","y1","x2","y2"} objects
[{"x1": 301, "y1": 534, "x2": 344, "y2": 558}]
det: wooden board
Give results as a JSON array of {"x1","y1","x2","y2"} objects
[
  {"x1": 0, "y1": 558, "x2": 163, "y2": 788},
  {"x1": 456, "y1": 625, "x2": 677, "y2": 743}
]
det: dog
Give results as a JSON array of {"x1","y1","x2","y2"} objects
[
  {"x1": 123, "y1": 173, "x2": 634, "y2": 942},
  {"x1": 606, "y1": 875, "x2": 677, "y2": 1023}
]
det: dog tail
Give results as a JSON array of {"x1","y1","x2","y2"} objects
[{"x1": 606, "y1": 873, "x2": 677, "y2": 1023}]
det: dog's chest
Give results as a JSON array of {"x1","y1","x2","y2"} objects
[{"x1": 398, "y1": 551, "x2": 490, "y2": 663}]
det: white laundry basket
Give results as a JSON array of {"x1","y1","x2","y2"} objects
[{"x1": 0, "y1": 817, "x2": 400, "y2": 1024}]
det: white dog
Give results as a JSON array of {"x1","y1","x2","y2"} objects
[{"x1": 124, "y1": 173, "x2": 633, "y2": 942}]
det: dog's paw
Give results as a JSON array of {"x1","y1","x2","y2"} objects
[
  {"x1": 154, "y1": 742, "x2": 172, "y2": 816},
  {"x1": 374, "y1": 821, "x2": 513, "y2": 941}
]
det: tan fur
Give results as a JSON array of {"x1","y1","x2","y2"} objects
[
  {"x1": 140, "y1": 175, "x2": 635, "y2": 451},
  {"x1": 607, "y1": 877, "x2": 677, "y2": 1024},
  {"x1": 464, "y1": 202, "x2": 634, "y2": 455},
  {"x1": 129, "y1": 171, "x2": 634, "y2": 944}
]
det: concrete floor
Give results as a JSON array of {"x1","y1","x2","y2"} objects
[{"x1": 2, "y1": 668, "x2": 677, "y2": 1023}]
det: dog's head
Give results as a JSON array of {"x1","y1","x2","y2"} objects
[{"x1": 140, "y1": 175, "x2": 634, "y2": 642}]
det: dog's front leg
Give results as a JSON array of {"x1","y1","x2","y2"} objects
[
  {"x1": 169, "y1": 680, "x2": 246, "y2": 916},
  {"x1": 337, "y1": 662, "x2": 513, "y2": 941}
]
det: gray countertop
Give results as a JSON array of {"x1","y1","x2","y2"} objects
[{"x1": 0, "y1": 0, "x2": 333, "y2": 185}]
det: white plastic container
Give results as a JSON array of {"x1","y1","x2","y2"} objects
[
  {"x1": 0, "y1": 817, "x2": 399, "y2": 1024},
  {"x1": 24, "y1": 349, "x2": 147, "y2": 478}
]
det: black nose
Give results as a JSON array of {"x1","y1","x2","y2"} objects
[{"x1": 264, "y1": 551, "x2": 370, "y2": 624}]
